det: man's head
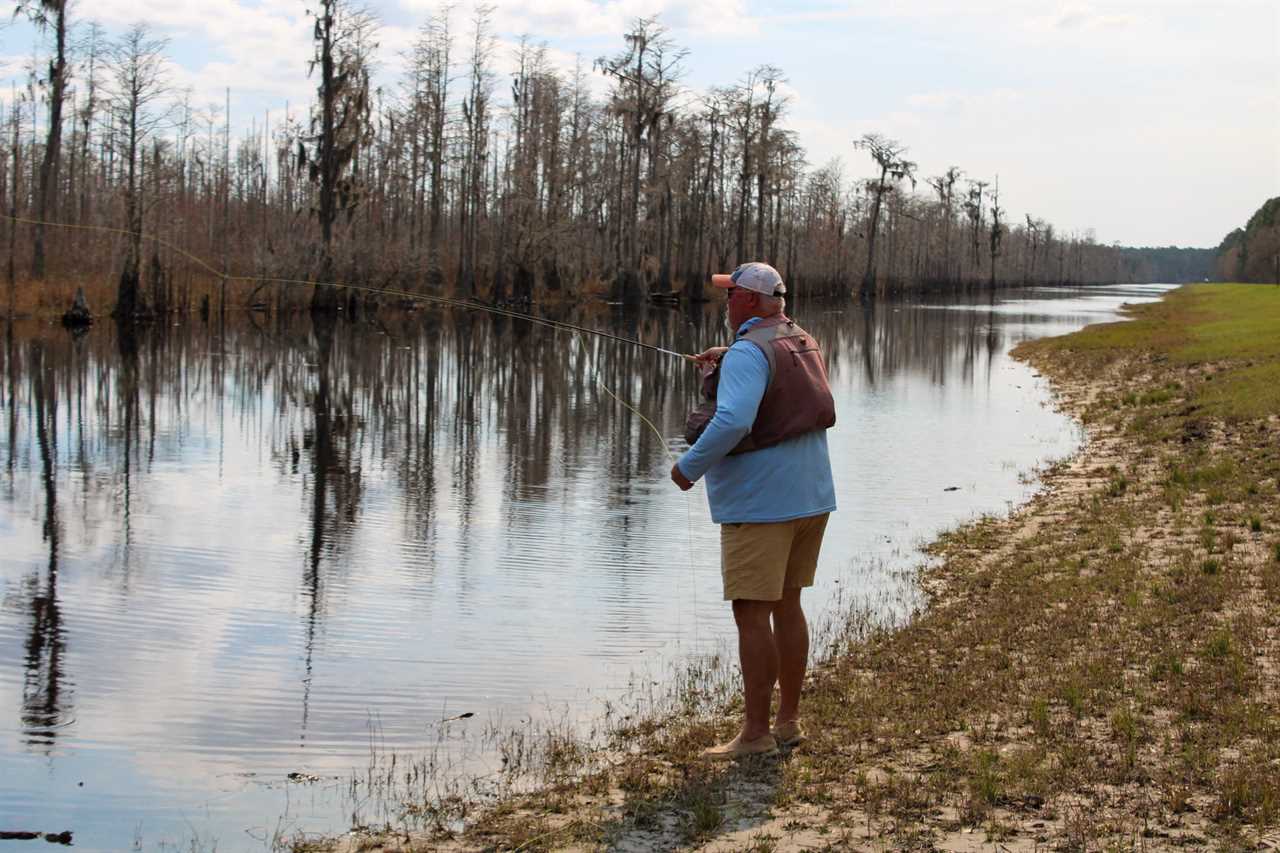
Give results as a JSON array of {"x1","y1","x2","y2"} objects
[{"x1": 712, "y1": 262, "x2": 787, "y2": 330}]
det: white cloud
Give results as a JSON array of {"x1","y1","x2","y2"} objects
[
  {"x1": 0, "y1": 55, "x2": 28, "y2": 103},
  {"x1": 398, "y1": 0, "x2": 757, "y2": 40},
  {"x1": 905, "y1": 88, "x2": 1025, "y2": 115},
  {"x1": 70, "y1": 0, "x2": 317, "y2": 108},
  {"x1": 1034, "y1": 3, "x2": 1140, "y2": 31},
  {"x1": 795, "y1": 74, "x2": 1276, "y2": 247}
]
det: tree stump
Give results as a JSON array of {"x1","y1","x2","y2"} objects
[{"x1": 60, "y1": 286, "x2": 93, "y2": 328}]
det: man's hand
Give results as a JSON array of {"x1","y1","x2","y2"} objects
[
  {"x1": 670, "y1": 463, "x2": 694, "y2": 491},
  {"x1": 689, "y1": 346, "x2": 728, "y2": 366}
]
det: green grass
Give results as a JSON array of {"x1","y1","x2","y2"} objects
[{"x1": 1020, "y1": 283, "x2": 1280, "y2": 421}]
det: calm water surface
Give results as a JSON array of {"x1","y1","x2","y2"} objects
[{"x1": 0, "y1": 284, "x2": 1171, "y2": 850}]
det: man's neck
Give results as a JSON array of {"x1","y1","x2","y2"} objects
[{"x1": 736, "y1": 312, "x2": 787, "y2": 335}]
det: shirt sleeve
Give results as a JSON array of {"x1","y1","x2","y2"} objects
[{"x1": 676, "y1": 341, "x2": 770, "y2": 482}]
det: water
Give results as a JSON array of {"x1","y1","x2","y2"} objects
[{"x1": 0, "y1": 284, "x2": 1172, "y2": 850}]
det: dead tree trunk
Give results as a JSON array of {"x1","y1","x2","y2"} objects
[{"x1": 28, "y1": 1, "x2": 70, "y2": 281}]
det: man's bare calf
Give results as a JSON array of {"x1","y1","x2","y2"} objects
[{"x1": 731, "y1": 587, "x2": 808, "y2": 742}]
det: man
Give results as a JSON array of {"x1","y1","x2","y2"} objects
[{"x1": 671, "y1": 261, "x2": 837, "y2": 759}]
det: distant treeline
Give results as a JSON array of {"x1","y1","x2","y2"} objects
[
  {"x1": 1114, "y1": 247, "x2": 1215, "y2": 283},
  {"x1": 1, "y1": 2, "x2": 1181, "y2": 319},
  {"x1": 1215, "y1": 197, "x2": 1280, "y2": 283}
]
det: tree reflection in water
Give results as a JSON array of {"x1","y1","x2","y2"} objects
[
  {"x1": 0, "y1": 292, "x2": 1061, "y2": 754},
  {"x1": 22, "y1": 340, "x2": 69, "y2": 749}
]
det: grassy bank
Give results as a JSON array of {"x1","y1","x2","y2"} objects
[{"x1": 304, "y1": 283, "x2": 1280, "y2": 852}]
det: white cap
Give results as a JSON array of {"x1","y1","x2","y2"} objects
[{"x1": 711, "y1": 262, "x2": 786, "y2": 295}]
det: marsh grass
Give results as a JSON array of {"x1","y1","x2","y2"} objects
[{"x1": 5, "y1": 271, "x2": 230, "y2": 320}]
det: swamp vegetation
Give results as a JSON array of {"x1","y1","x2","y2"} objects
[{"x1": 2, "y1": 3, "x2": 1211, "y2": 324}]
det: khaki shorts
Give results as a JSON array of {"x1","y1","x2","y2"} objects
[{"x1": 719, "y1": 513, "x2": 830, "y2": 601}]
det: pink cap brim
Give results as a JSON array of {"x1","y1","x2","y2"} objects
[{"x1": 710, "y1": 274, "x2": 734, "y2": 288}]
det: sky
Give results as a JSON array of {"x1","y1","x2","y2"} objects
[{"x1": 1, "y1": 0, "x2": 1276, "y2": 248}]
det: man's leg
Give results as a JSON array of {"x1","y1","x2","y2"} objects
[
  {"x1": 772, "y1": 587, "x2": 808, "y2": 725},
  {"x1": 732, "y1": 598, "x2": 778, "y2": 741},
  {"x1": 773, "y1": 513, "x2": 827, "y2": 728}
]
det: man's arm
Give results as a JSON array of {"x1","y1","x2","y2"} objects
[
  {"x1": 691, "y1": 345, "x2": 728, "y2": 366},
  {"x1": 674, "y1": 343, "x2": 769, "y2": 484}
]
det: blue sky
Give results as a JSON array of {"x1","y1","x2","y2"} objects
[{"x1": 2, "y1": 0, "x2": 1276, "y2": 248}]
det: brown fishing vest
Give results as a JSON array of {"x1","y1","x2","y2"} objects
[{"x1": 684, "y1": 315, "x2": 836, "y2": 455}]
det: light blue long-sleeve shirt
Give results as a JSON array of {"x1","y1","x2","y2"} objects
[{"x1": 676, "y1": 317, "x2": 837, "y2": 524}]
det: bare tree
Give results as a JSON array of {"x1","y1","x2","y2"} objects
[
  {"x1": 728, "y1": 67, "x2": 759, "y2": 266},
  {"x1": 16, "y1": 0, "x2": 70, "y2": 280},
  {"x1": 1025, "y1": 214, "x2": 1049, "y2": 282},
  {"x1": 457, "y1": 4, "x2": 494, "y2": 297},
  {"x1": 927, "y1": 166, "x2": 962, "y2": 282},
  {"x1": 752, "y1": 66, "x2": 786, "y2": 261},
  {"x1": 74, "y1": 21, "x2": 106, "y2": 227},
  {"x1": 855, "y1": 133, "x2": 915, "y2": 300},
  {"x1": 684, "y1": 91, "x2": 726, "y2": 291},
  {"x1": 302, "y1": 0, "x2": 376, "y2": 313},
  {"x1": 106, "y1": 23, "x2": 169, "y2": 320},
  {"x1": 6, "y1": 94, "x2": 24, "y2": 316},
  {"x1": 415, "y1": 6, "x2": 451, "y2": 286},
  {"x1": 597, "y1": 17, "x2": 682, "y2": 302},
  {"x1": 962, "y1": 178, "x2": 988, "y2": 276},
  {"x1": 988, "y1": 176, "x2": 1004, "y2": 288}
]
